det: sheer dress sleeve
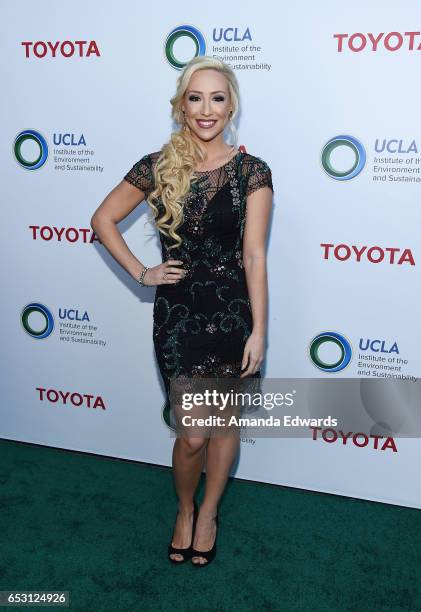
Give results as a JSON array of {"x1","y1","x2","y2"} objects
[
  {"x1": 123, "y1": 154, "x2": 155, "y2": 198},
  {"x1": 246, "y1": 157, "x2": 274, "y2": 197}
]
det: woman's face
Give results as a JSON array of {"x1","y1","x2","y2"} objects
[{"x1": 181, "y1": 68, "x2": 232, "y2": 145}]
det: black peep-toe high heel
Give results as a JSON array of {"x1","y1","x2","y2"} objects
[
  {"x1": 191, "y1": 512, "x2": 219, "y2": 567},
  {"x1": 168, "y1": 501, "x2": 199, "y2": 564}
]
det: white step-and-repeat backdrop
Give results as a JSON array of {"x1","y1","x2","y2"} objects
[{"x1": 2, "y1": 1, "x2": 421, "y2": 509}]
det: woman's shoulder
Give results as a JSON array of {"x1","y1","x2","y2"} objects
[
  {"x1": 240, "y1": 151, "x2": 272, "y2": 169},
  {"x1": 240, "y1": 152, "x2": 273, "y2": 182},
  {"x1": 123, "y1": 149, "x2": 163, "y2": 193},
  {"x1": 148, "y1": 150, "x2": 162, "y2": 163},
  {"x1": 240, "y1": 151, "x2": 274, "y2": 194}
]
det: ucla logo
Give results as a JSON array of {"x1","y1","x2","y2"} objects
[
  {"x1": 21, "y1": 302, "x2": 54, "y2": 339},
  {"x1": 53, "y1": 133, "x2": 86, "y2": 146},
  {"x1": 374, "y1": 139, "x2": 417, "y2": 154},
  {"x1": 213, "y1": 27, "x2": 252, "y2": 42},
  {"x1": 58, "y1": 308, "x2": 90, "y2": 322},
  {"x1": 165, "y1": 25, "x2": 206, "y2": 70},
  {"x1": 309, "y1": 331, "x2": 352, "y2": 372},
  {"x1": 321, "y1": 135, "x2": 366, "y2": 180},
  {"x1": 14, "y1": 129, "x2": 49, "y2": 170},
  {"x1": 359, "y1": 338, "x2": 399, "y2": 354}
]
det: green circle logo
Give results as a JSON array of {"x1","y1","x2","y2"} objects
[
  {"x1": 14, "y1": 129, "x2": 49, "y2": 170},
  {"x1": 321, "y1": 135, "x2": 366, "y2": 180},
  {"x1": 309, "y1": 332, "x2": 352, "y2": 372},
  {"x1": 165, "y1": 25, "x2": 206, "y2": 70},
  {"x1": 21, "y1": 302, "x2": 54, "y2": 338}
]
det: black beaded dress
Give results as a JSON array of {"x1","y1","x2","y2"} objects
[{"x1": 124, "y1": 149, "x2": 274, "y2": 419}]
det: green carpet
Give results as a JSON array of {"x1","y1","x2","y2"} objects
[{"x1": 1, "y1": 438, "x2": 420, "y2": 612}]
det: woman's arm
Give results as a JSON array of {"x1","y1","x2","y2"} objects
[
  {"x1": 90, "y1": 180, "x2": 149, "y2": 281},
  {"x1": 240, "y1": 185, "x2": 273, "y2": 376}
]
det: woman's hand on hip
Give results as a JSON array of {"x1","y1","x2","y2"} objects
[{"x1": 143, "y1": 260, "x2": 187, "y2": 286}]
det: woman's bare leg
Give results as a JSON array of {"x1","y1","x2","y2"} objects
[
  {"x1": 192, "y1": 433, "x2": 240, "y2": 564},
  {"x1": 169, "y1": 436, "x2": 208, "y2": 561}
]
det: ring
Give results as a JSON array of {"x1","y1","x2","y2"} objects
[{"x1": 163, "y1": 273, "x2": 167, "y2": 279}]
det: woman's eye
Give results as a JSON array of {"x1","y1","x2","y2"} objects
[{"x1": 188, "y1": 96, "x2": 225, "y2": 102}]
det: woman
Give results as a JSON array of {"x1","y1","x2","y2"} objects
[{"x1": 90, "y1": 56, "x2": 273, "y2": 566}]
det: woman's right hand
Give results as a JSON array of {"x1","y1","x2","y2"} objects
[{"x1": 142, "y1": 260, "x2": 187, "y2": 286}]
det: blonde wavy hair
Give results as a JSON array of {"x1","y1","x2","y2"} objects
[{"x1": 146, "y1": 55, "x2": 240, "y2": 250}]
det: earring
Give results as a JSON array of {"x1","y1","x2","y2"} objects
[{"x1": 182, "y1": 110, "x2": 188, "y2": 131}]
